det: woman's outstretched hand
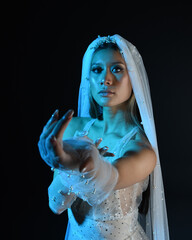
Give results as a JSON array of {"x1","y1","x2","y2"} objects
[
  {"x1": 38, "y1": 109, "x2": 76, "y2": 169},
  {"x1": 38, "y1": 109, "x2": 115, "y2": 172}
]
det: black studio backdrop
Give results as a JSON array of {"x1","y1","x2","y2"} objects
[{"x1": 2, "y1": 2, "x2": 192, "y2": 239}]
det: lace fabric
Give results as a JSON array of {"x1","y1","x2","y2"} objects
[
  {"x1": 65, "y1": 183, "x2": 150, "y2": 240},
  {"x1": 63, "y1": 120, "x2": 149, "y2": 239}
]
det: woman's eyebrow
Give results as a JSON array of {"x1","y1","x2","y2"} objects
[
  {"x1": 111, "y1": 61, "x2": 125, "y2": 65},
  {"x1": 91, "y1": 61, "x2": 125, "y2": 66},
  {"x1": 91, "y1": 62, "x2": 102, "y2": 66}
]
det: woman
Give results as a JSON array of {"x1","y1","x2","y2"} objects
[{"x1": 38, "y1": 34, "x2": 169, "y2": 239}]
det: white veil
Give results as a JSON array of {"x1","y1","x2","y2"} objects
[{"x1": 77, "y1": 34, "x2": 169, "y2": 240}]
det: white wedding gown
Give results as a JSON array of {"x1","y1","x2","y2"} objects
[{"x1": 64, "y1": 119, "x2": 149, "y2": 240}]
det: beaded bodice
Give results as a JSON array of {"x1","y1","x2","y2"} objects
[{"x1": 65, "y1": 119, "x2": 149, "y2": 240}]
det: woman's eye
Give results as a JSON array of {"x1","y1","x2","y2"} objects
[
  {"x1": 112, "y1": 66, "x2": 123, "y2": 73},
  {"x1": 91, "y1": 67, "x2": 103, "y2": 74}
]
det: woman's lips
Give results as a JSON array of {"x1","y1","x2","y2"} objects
[{"x1": 98, "y1": 90, "x2": 115, "y2": 97}]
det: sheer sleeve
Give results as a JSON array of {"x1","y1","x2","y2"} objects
[
  {"x1": 58, "y1": 141, "x2": 119, "y2": 206},
  {"x1": 48, "y1": 174, "x2": 77, "y2": 214}
]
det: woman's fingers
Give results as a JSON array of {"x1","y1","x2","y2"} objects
[
  {"x1": 49, "y1": 137, "x2": 77, "y2": 169},
  {"x1": 99, "y1": 146, "x2": 115, "y2": 157},
  {"x1": 43, "y1": 109, "x2": 59, "y2": 132},
  {"x1": 40, "y1": 121, "x2": 57, "y2": 140},
  {"x1": 95, "y1": 138, "x2": 102, "y2": 148},
  {"x1": 49, "y1": 136, "x2": 65, "y2": 157},
  {"x1": 99, "y1": 146, "x2": 109, "y2": 155},
  {"x1": 95, "y1": 139, "x2": 115, "y2": 157},
  {"x1": 40, "y1": 109, "x2": 59, "y2": 139},
  {"x1": 51, "y1": 109, "x2": 74, "y2": 140},
  {"x1": 103, "y1": 152, "x2": 115, "y2": 157}
]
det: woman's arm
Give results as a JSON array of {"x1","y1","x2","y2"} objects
[
  {"x1": 48, "y1": 169, "x2": 77, "y2": 214},
  {"x1": 38, "y1": 111, "x2": 85, "y2": 214},
  {"x1": 114, "y1": 148, "x2": 156, "y2": 190},
  {"x1": 113, "y1": 133, "x2": 157, "y2": 190},
  {"x1": 55, "y1": 131, "x2": 155, "y2": 206},
  {"x1": 78, "y1": 131, "x2": 156, "y2": 192},
  {"x1": 47, "y1": 116, "x2": 87, "y2": 214},
  {"x1": 40, "y1": 110, "x2": 155, "y2": 206}
]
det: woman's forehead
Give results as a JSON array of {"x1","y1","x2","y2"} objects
[{"x1": 91, "y1": 48, "x2": 125, "y2": 65}]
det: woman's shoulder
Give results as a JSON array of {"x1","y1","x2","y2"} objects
[
  {"x1": 63, "y1": 116, "x2": 93, "y2": 139},
  {"x1": 122, "y1": 127, "x2": 153, "y2": 156}
]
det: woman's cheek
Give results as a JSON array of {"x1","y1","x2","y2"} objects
[{"x1": 90, "y1": 79, "x2": 99, "y2": 96}]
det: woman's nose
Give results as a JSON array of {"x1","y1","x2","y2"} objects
[{"x1": 101, "y1": 70, "x2": 113, "y2": 85}]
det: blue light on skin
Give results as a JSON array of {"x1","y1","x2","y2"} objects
[{"x1": 89, "y1": 48, "x2": 133, "y2": 135}]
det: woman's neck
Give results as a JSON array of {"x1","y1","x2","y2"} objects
[{"x1": 101, "y1": 103, "x2": 133, "y2": 136}]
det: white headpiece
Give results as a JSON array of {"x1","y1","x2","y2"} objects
[{"x1": 77, "y1": 34, "x2": 169, "y2": 240}]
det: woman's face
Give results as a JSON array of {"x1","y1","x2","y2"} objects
[{"x1": 90, "y1": 48, "x2": 132, "y2": 108}]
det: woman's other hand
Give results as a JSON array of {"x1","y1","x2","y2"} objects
[{"x1": 78, "y1": 136, "x2": 115, "y2": 173}]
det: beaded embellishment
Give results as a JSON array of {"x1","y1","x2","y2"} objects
[{"x1": 90, "y1": 35, "x2": 116, "y2": 50}]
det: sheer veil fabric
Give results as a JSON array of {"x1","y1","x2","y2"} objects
[{"x1": 77, "y1": 34, "x2": 169, "y2": 240}]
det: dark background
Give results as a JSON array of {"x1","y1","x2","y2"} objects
[{"x1": 2, "y1": 1, "x2": 192, "y2": 239}]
